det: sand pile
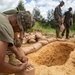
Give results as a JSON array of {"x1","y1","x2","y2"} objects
[
  {"x1": 67, "y1": 38, "x2": 75, "y2": 44},
  {"x1": 27, "y1": 41, "x2": 75, "y2": 75},
  {"x1": 65, "y1": 49, "x2": 75, "y2": 75},
  {"x1": 27, "y1": 41, "x2": 74, "y2": 67},
  {"x1": 46, "y1": 49, "x2": 75, "y2": 75},
  {"x1": 2, "y1": 41, "x2": 75, "y2": 75}
]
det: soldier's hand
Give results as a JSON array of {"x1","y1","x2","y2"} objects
[
  {"x1": 16, "y1": 54, "x2": 28, "y2": 63},
  {"x1": 19, "y1": 56, "x2": 28, "y2": 63},
  {"x1": 19, "y1": 61, "x2": 28, "y2": 71}
]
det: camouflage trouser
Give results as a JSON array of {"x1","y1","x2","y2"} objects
[
  {"x1": 0, "y1": 38, "x2": 23, "y2": 75},
  {"x1": 61, "y1": 23, "x2": 70, "y2": 39},
  {"x1": 2, "y1": 54, "x2": 15, "y2": 75},
  {"x1": 0, "y1": 51, "x2": 12, "y2": 75},
  {"x1": 2, "y1": 50, "x2": 22, "y2": 75},
  {"x1": 55, "y1": 19, "x2": 62, "y2": 38},
  {"x1": 56, "y1": 24, "x2": 60, "y2": 38}
]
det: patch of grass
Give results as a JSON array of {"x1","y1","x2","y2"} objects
[
  {"x1": 28, "y1": 22, "x2": 75, "y2": 37},
  {"x1": 32, "y1": 22, "x2": 55, "y2": 34},
  {"x1": 70, "y1": 29, "x2": 75, "y2": 36}
]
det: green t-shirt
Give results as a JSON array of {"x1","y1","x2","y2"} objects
[
  {"x1": 0, "y1": 13, "x2": 14, "y2": 45},
  {"x1": 64, "y1": 11, "x2": 73, "y2": 23}
]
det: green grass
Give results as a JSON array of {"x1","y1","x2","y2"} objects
[
  {"x1": 70, "y1": 24, "x2": 75, "y2": 36},
  {"x1": 70, "y1": 30, "x2": 75, "y2": 36},
  {"x1": 32, "y1": 22, "x2": 55, "y2": 34},
  {"x1": 28, "y1": 22, "x2": 75, "y2": 37}
]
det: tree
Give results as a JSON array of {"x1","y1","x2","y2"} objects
[
  {"x1": 16, "y1": 0, "x2": 26, "y2": 11},
  {"x1": 46, "y1": 9, "x2": 55, "y2": 28},
  {"x1": 47, "y1": 10, "x2": 51, "y2": 22},
  {"x1": 32, "y1": 7, "x2": 41, "y2": 21},
  {"x1": 47, "y1": 10, "x2": 54, "y2": 21}
]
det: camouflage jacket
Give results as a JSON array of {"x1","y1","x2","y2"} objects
[{"x1": 54, "y1": 5, "x2": 62, "y2": 21}]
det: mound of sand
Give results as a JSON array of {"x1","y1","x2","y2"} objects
[
  {"x1": 3, "y1": 41, "x2": 75, "y2": 75},
  {"x1": 67, "y1": 38, "x2": 75, "y2": 44},
  {"x1": 27, "y1": 41, "x2": 75, "y2": 75},
  {"x1": 27, "y1": 41, "x2": 74, "y2": 67}
]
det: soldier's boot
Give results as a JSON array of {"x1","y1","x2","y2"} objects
[{"x1": 61, "y1": 29, "x2": 65, "y2": 38}]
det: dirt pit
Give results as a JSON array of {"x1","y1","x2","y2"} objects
[
  {"x1": 27, "y1": 41, "x2": 74, "y2": 67},
  {"x1": 27, "y1": 41, "x2": 75, "y2": 75},
  {"x1": 2, "y1": 41, "x2": 75, "y2": 75}
]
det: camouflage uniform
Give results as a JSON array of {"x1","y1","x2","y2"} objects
[
  {"x1": 1, "y1": 11, "x2": 35, "y2": 75},
  {"x1": 54, "y1": 5, "x2": 62, "y2": 38},
  {"x1": 61, "y1": 11, "x2": 73, "y2": 39},
  {"x1": 0, "y1": 13, "x2": 14, "y2": 75},
  {"x1": 17, "y1": 11, "x2": 35, "y2": 32}
]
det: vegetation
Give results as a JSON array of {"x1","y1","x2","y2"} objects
[
  {"x1": 3, "y1": 1, "x2": 25, "y2": 14},
  {"x1": 3, "y1": 0, "x2": 75, "y2": 35},
  {"x1": 32, "y1": 7, "x2": 75, "y2": 30},
  {"x1": 32, "y1": 22, "x2": 55, "y2": 33},
  {"x1": 16, "y1": 0, "x2": 26, "y2": 11},
  {"x1": 31, "y1": 22, "x2": 75, "y2": 35}
]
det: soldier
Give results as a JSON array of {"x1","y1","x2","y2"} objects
[
  {"x1": 54, "y1": 1, "x2": 64, "y2": 38},
  {"x1": 0, "y1": 10, "x2": 35, "y2": 74},
  {"x1": 61, "y1": 7, "x2": 73, "y2": 39}
]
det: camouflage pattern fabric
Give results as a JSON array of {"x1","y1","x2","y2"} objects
[
  {"x1": 54, "y1": 5, "x2": 62, "y2": 26},
  {"x1": 54, "y1": 5, "x2": 63, "y2": 38},
  {"x1": 17, "y1": 11, "x2": 35, "y2": 32}
]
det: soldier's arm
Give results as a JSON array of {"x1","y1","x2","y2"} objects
[
  {"x1": 62, "y1": 12, "x2": 67, "y2": 24},
  {"x1": 9, "y1": 45, "x2": 21, "y2": 59},
  {"x1": 70, "y1": 14, "x2": 73, "y2": 25},
  {"x1": 8, "y1": 45, "x2": 28, "y2": 62},
  {"x1": 0, "y1": 41, "x2": 27, "y2": 73},
  {"x1": 67, "y1": 13, "x2": 73, "y2": 26},
  {"x1": 62, "y1": 15, "x2": 65, "y2": 24}
]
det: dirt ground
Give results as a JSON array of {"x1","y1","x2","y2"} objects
[
  {"x1": 27, "y1": 41, "x2": 75, "y2": 75},
  {"x1": 1, "y1": 38, "x2": 75, "y2": 75}
]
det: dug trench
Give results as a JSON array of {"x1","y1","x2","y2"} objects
[
  {"x1": 2, "y1": 41, "x2": 75, "y2": 75},
  {"x1": 27, "y1": 41, "x2": 74, "y2": 67},
  {"x1": 27, "y1": 41, "x2": 75, "y2": 75}
]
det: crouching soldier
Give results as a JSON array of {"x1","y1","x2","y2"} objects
[{"x1": 0, "y1": 10, "x2": 35, "y2": 74}]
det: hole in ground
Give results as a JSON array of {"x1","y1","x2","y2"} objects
[{"x1": 29, "y1": 41, "x2": 74, "y2": 67}]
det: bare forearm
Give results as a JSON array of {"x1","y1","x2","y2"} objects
[
  {"x1": 62, "y1": 16, "x2": 65, "y2": 23},
  {"x1": 0, "y1": 62, "x2": 21, "y2": 73},
  {"x1": 0, "y1": 41, "x2": 26, "y2": 73},
  {"x1": 9, "y1": 46, "x2": 21, "y2": 58},
  {"x1": 9, "y1": 46, "x2": 28, "y2": 63}
]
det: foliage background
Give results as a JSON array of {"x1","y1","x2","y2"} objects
[{"x1": 3, "y1": 1, "x2": 75, "y2": 35}]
